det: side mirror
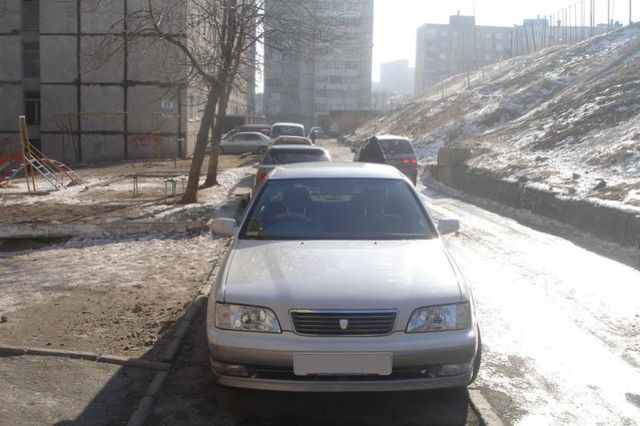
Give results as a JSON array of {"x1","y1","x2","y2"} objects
[
  {"x1": 212, "y1": 218, "x2": 238, "y2": 236},
  {"x1": 438, "y1": 219, "x2": 460, "y2": 236}
]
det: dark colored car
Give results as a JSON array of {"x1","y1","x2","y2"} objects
[
  {"x1": 356, "y1": 135, "x2": 418, "y2": 185},
  {"x1": 253, "y1": 145, "x2": 331, "y2": 193}
]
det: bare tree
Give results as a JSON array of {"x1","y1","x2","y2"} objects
[
  {"x1": 93, "y1": 0, "x2": 356, "y2": 203},
  {"x1": 201, "y1": 0, "x2": 356, "y2": 189}
]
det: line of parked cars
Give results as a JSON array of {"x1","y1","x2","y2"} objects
[{"x1": 206, "y1": 121, "x2": 481, "y2": 393}]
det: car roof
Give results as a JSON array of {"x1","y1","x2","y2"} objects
[
  {"x1": 272, "y1": 135, "x2": 310, "y2": 140},
  {"x1": 271, "y1": 122, "x2": 304, "y2": 127},
  {"x1": 235, "y1": 124, "x2": 270, "y2": 128},
  {"x1": 267, "y1": 145, "x2": 328, "y2": 152},
  {"x1": 374, "y1": 135, "x2": 410, "y2": 141},
  {"x1": 267, "y1": 162, "x2": 407, "y2": 180},
  {"x1": 232, "y1": 131, "x2": 267, "y2": 136}
]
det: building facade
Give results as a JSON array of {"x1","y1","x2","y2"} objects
[
  {"x1": 415, "y1": 14, "x2": 513, "y2": 94},
  {"x1": 379, "y1": 60, "x2": 415, "y2": 96},
  {"x1": 415, "y1": 13, "x2": 611, "y2": 95},
  {"x1": 0, "y1": 1, "x2": 253, "y2": 164},
  {"x1": 264, "y1": 0, "x2": 374, "y2": 128}
]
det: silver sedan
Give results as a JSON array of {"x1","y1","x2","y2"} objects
[
  {"x1": 219, "y1": 132, "x2": 271, "y2": 155},
  {"x1": 208, "y1": 163, "x2": 481, "y2": 392}
]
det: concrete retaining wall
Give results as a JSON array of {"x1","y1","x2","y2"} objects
[{"x1": 430, "y1": 148, "x2": 640, "y2": 249}]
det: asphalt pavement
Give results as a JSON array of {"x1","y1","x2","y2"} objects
[{"x1": 0, "y1": 354, "x2": 154, "y2": 425}]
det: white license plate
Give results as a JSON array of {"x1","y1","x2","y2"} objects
[{"x1": 293, "y1": 353, "x2": 392, "y2": 376}]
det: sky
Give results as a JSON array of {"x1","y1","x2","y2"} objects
[{"x1": 372, "y1": 0, "x2": 639, "y2": 80}]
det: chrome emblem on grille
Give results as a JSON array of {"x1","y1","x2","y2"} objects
[{"x1": 339, "y1": 319, "x2": 349, "y2": 330}]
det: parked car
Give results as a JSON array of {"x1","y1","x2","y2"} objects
[
  {"x1": 355, "y1": 135, "x2": 418, "y2": 185},
  {"x1": 270, "y1": 122, "x2": 306, "y2": 138},
  {"x1": 223, "y1": 124, "x2": 272, "y2": 139},
  {"x1": 220, "y1": 132, "x2": 271, "y2": 155},
  {"x1": 270, "y1": 136, "x2": 314, "y2": 146},
  {"x1": 254, "y1": 145, "x2": 331, "y2": 192},
  {"x1": 208, "y1": 162, "x2": 481, "y2": 392}
]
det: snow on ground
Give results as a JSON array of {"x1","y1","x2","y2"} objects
[
  {"x1": 325, "y1": 138, "x2": 640, "y2": 424},
  {"x1": 423, "y1": 186, "x2": 640, "y2": 425},
  {"x1": 352, "y1": 24, "x2": 640, "y2": 212},
  {"x1": 0, "y1": 233, "x2": 222, "y2": 314}
]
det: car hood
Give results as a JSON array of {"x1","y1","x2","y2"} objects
[{"x1": 219, "y1": 240, "x2": 463, "y2": 330}]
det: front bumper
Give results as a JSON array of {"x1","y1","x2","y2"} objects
[
  {"x1": 212, "y1": 364, "x2": 474, "y2": 392},
  {"x1": 208, "y1": 327, "x2": 478, "y2": 392}
]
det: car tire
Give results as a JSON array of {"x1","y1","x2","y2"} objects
[
  {"x1": 219, "y1": 147, "x2": 226, "y2": 155},
  {"x1": 257, "y1": 146, "x2": 267, "y2": 155},
  {"x1": 469, "y1": 326, "x2": 482, "y2": 385}
]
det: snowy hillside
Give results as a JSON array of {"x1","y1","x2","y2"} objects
[{"x1": 355, "y1": 24, "x2": 640, "y2": 211}]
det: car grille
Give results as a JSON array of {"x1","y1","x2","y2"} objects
[{"x1": 290, "y1": 310, "x2": 397, "y2": 336}]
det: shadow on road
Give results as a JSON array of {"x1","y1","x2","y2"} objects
[{"x1": 148, "y1": 310, "x2": 478, "y2": 426}]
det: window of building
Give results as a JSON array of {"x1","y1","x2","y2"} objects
[
  {"x1": 23, "y1": 0, "x2": 40, "y2": 30},
  {"x1": 329, "y1": 76, "x2": 343, "y2": 84},
  {"x1": 23, "y1": 42, "x2": 40, "y2": 78},
  {"x1": 25, "y1": 91, "x2": 41, "y2": 125}
]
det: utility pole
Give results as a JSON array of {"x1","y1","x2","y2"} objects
[
  {"x1": 608, "y1": 0, "x2": 611, "y2": 30},
  {"x1": 631, "y1": 0, "x2": 634, "y2": 24}
]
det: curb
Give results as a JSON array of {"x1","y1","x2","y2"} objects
[
  {"x1": 0, "y1": 344, "x2": 171, "y2": 371},
  {"x1": 468, "y1": 388, "x2": 504, "y2": 426},
  {"x1": 0, "y1": 221, "x2": 208, "y2": 240},
  {"x1": 125, "y1": 247, "x2": 225, "y2": 426},
  {"x1": 125, "y1": 297, "x2": 208, "y2": 426}
]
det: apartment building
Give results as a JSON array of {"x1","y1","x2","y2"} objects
[
  {"x1": 264, "y1": 0, "x2": 374, "y2": 128},
  {"x1": 415, "y1": 14, "x2": 513, "y2": 94},
  {"x1": 0, "y1": 1, "x2": 253, "y2": 163}
]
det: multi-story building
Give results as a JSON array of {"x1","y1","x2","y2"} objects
[
  {"x1": 379, "y1": 60, "x2": 415, "y2": 96},
  {"x1": 0, "y1": 1, "x2": 253, "y2": 164},
  {"x1": 415, "y1": 13, "x2": 513, "y2": 94},
  {"x1": 264, "y1": 0, "x2": 374, "y2": 128},
  {"x1": 415, "y1": 13, "x2": 612, "y2": 95}
]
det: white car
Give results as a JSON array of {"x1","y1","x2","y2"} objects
[
  {"x1": 208, "y1": 163, "x2": 480, "y2": 392},
  {"x1": 270, "y1": 122, "x2": 305, "y2": 138}
]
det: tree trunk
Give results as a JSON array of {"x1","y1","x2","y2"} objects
[
  {"x1": 203, "y1": 85, "x2": 232, "y2": 188},
  {"x1": 179, "y1": 88, "x2": 219, "y2": 204}
]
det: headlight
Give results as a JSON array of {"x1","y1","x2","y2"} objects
[
  {"x1": 406, "y1": 303, "x2": 471, "y2": 333},
  {"x1": 215, "y1": 303, "x2": 281, "y2": 333}
]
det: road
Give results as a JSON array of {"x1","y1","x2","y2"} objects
[
  {"x1": 7, "y1": 139, "x2": 633, "y2": 425},
  {"x1": 325, "y1": 139, "x2": 640, "y2": 424},
  {"x1": 147, "y1": 139, "x2": 640, "y2": 425}
]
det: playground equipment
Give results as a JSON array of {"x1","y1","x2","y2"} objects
[{"x1": 0, "y1": 116, "x2": 82, "y2": 191}]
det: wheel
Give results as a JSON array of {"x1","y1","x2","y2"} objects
[
  {"x1": 469, "y1": 326, "x2": 482, "y2": 385},
  {"x1": 257, "y1": 146, "x2": 267, "y2": 155},
  {"x1": 219, "y1": 146, "x2": 226, "y2": 155}
]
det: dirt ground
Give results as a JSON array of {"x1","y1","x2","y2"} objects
[
  {"x1": 0, "y1": 232, "x2": 230, "y2": 360},
  {"x1": 0, "y1": 154, "x2": 255, "y2": 225},
  {"x1": 0, "y1": 154, "x2": 251, "y2": 360}
]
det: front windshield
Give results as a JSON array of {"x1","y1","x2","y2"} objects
[
  {"x1": 240, "y1": 178, "x2": 436, "y2": 240},
  {"x1": 262, "y1": 151, "x2": 329, "y2": 165},
  {"x1": 271, "y1": 126, "x2": 304, "y2": 137}
]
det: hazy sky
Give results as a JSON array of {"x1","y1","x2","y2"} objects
[{"x1": 372, "y1": 0, "x2": 638, "y2": 80}]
